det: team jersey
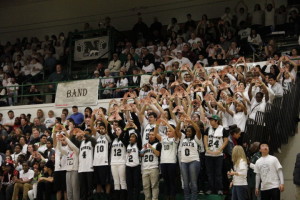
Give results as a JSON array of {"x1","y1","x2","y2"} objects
[
  {"x1": 205, "y1": 125, "x2": 225, "y2": 157},
  {"x1": 142, "y1": 123, "x2": 156, "y2": 145},
  {"x1": 141, "y1": 143, "x2": 160, "y2": 170},
  {"x1": 126, "y1": 143, "x2": 140, "y2": 167},
  {"x1": 160, "y1": 136, "x2": 178, "y2": 164},
  {"x1": 93, "y1": 134, "x2": 111, "y2": 166},
  {"x1": 110, "y1": 138, "x2": 126, "y2": 165},
  {"x1": 78, "y1": 140, "x2": 94, "y2": 173},
  {"x1": 180, "y1": 134, "x2": 202, "y2": 163}
]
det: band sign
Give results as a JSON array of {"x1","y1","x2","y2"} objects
[{"x1": 55, "y1": 79, "x2": 99, "y2": 107}]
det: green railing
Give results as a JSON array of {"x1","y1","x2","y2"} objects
[{"x1": 0, "y1": 70, "x2": 178, "y2": 106}]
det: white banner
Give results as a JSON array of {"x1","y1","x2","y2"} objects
[
  {"x1": 55, "y1": 79, "x2": 99, "y2": 107},
  {"x1": 74, "y1": 36, "x2": 109, "y2": 61},
  {"x1": 204, "y1": 61, "x2": 267, "y2": 72}
]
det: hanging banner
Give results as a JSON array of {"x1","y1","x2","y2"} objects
[
  {"x1": 74, "y1": 36, "x2": 109, "y2": 61},
  {"x1": 55, "y1": 79, "x2": 99, "y2": 107}
]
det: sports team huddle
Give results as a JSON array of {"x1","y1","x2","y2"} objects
[{"x1": 1, "y1": 55, "x2": 294, "y2": 200}]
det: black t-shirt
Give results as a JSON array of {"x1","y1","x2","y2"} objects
[{"x1": 204, "y1": 126, "x2": 229, "y2": 138}]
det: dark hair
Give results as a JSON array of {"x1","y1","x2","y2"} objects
[
  {"x1": 62, "y1": 108, "x2": 69, "y2": 114},
  {"x1": 72, "y1": 106, "x2": 78, "y2": 109},
  {"x1": 47, "y1": 138, "x2": 53, "y2": 145},
  {"x1": 268, "y1": 75, "x2": 276, "y2": 80},
  {"x1": 14, "y1": 144, "x2": 22, "y2": 149},
  {"x1": 229, "y1": 124, "x2": 241, "y2": 135},
  {"x1": 148, "y1": 112, "x2": 157, "y2": 119},
  {"x1": 259, "y1": 141, "x2": 269, "y2": 149},
  {"x1": 56, "y1": 117, "x2": 62, "y2": 124},
  {"x1": 8, "y1": 110, "x2": 14, "y2": 114},
  {"x1": 186, "y1": 125, "x2": 196, "y2": 139}
]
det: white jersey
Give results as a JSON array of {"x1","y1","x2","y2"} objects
[
  {"x1": 54, "y1": 146, "x2": 68, "y2": 171},
  {"x1": 93, "y1": 134, "x2": 111, "y2": 166},
  {"x1": 126, "y1": 143, "x2": 140, "y2": 167},
  {"x1": 78, "y1": 140, "x2": 94, "y2": 173},
  {"x1": 110, "y1": 138, "x2": 126, "y2": 165},
  {"x1": 141, "y1": 143, "x2": 159, "y2": 171},
  {"x1": 205, "y1": 125, "x2": 224, "y2": 157},
  {"x1": 180, "y1": 134, "x2": 202, "y2": 163},
  {"x1": 160, "y1": 136, "x2": 178, "y2": 164},
  {"x1": 66, "y1": 146, "x2": 79, "y2": 171},
  {"x1": 142, "y1": 123, "x2": 156, "y2": 145}
]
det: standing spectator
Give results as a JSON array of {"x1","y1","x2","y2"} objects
[
  {"x1": 254, "y1": 142, "x2": 284, "y2": 199},
  {"x1": 235, "y1": 0, "x2": 249, "y2": 27},
  {"x1": 184, "y1": 14, "x2": 197, "y2": 33},
  {"x1": 44, "y1": 49, "x2": 57, "y2": 75},
  {"x1": 6, "y1": 77, "x2": 19, "y2": 106},
  {"x1": 167, "y1": 18, "x2": 180, "y2": 34},
  {"x1": 132, "y1": 17, "x2": 149, "y2": 41},
  {"x1": 294, "y1": 153, "x2": 300, "y2": 200},
  {"x1": 265, "y1": 0, "x2": 275, "y2": 29},
  {"x1": 48, "y1": 64, "x2": 68, "y2": 103},
  {"x1": 68, "y1": 106, "x2": 84, "y2": 125},
  {"x1": 108, "y1": 53, "x2": 121, "y2": 77},
  {"x1": 204, "y1": 115, "x2": 229, "y2": 195},
  {"x1": 251, "y1": 4, "x2": 264, "y2": 28},
  {"x1": 228, "y1": 145, "x2": 249, "y2": 200},
  {"x1": 29, "y1": 58, "x2": 43, "y2": 83}
]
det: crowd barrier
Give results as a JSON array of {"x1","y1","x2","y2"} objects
[{"x1": 244, "y1": 74, "x2": 300, "y2": 151}]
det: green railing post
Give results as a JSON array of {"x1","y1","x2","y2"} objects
[{"x1": 21, "y1": 82, "x2": 24, "y2": 104}]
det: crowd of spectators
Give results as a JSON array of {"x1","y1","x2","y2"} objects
[{"x1": 0, "y1": 1, "x2": 299, "y2": 200}]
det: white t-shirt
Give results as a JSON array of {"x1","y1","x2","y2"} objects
[
  {"x1": 233, "y1": 159, "x2": 248, "y2": 186},
  {"x1": 265, "y1": 8, "x2": 275, "y2": 27},
  {"x1": 160, "y1": 136, "x2": 178, "y2": 164},
  {"x1": 19, "y1": 169, "x2": 34, "y2": 181},
  {"x1": 55, "y1": 145, "x2": 68, "y2": 171},
  {"x1": 233, "y1": 112, "x2": 247, "y2": 132},
  {"x1": 142, "y1": 63, "x2": 155, "y2": 73},
  {"x1": 44, "y1": 117, "x2": 55, "y2": 128},
  {"x1": 254, "y1": 155, "x2": 282, "y2": 191}
]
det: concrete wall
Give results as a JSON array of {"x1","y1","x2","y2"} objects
[
  {"x1": 275, "y1": 123, "x2": 299, "y2": 200},
  {"x1": 0, "y1": 0, "x2": 287, "y2": 43}
]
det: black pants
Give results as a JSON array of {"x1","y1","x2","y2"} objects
[
  {"x1": 161, "y1": 163, "x2": 177, "y2": 197},
  {"x1": 79, "y1": 172, "x2": 94, "y2": 200},
  {"x1": 36, "y1": 181, "x2": 54, "y2": 200},
  {"x1": 126, "y1": 166, "x2": 141, "y2": 200},
  {"x1": 261, "y1": 188, "x2": 280, "y2": 200},
  {"x1": 205, "y1": 156, "x2": 223, "y2": 191}
]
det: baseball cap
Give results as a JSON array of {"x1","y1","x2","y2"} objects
[{"x1": 208, "y1": 114, "x2": 221, "y2": 121}]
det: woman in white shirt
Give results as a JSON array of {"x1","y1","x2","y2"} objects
[
  {"x1": 177, "y1": 119, "x2": 203, "y2": 200},
  {"x1": 228, "y1": 145, "x2": 249, "y2": 200},
  {"x1": 248, "y1": 29, "x2": 262, "y2": 46},
  {"x1": 44, "y1": 110, "x2": 56, "y2": 131},
  {"x1": 154, "y1": 118, "x2": 178, "y2": 200}
]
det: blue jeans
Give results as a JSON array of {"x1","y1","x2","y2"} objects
[
  {"x1": 232, "y1": 185, "x2": 249, "y2": 200},
  {"x1": 181, "y1": 161, "x2": 200, "y2": 200},
  {"x1": 205, "y1": 156, "x2": 223, "y2": 191}
]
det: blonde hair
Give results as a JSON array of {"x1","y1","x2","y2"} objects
[
  {"x1": 232, "y1": 145, "x2": 247, "y2": 167},
  {"x1": 48, "y1": 110, "x2": 54, "y2": 115}
]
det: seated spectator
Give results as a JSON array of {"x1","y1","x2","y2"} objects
[
  {"x1": 36, "y1": 109, "x2": 45, "y2": 124},
  {"x1": 44, "y1": 110, "x2": 55, "y2": 131},
  {"x1": 28, "y1": 85, "x2": 43, "y2": 104},
  {"x1": 29, "y1": 58, "x2": 43, "y2": 83},
  {"x1": 3, "y1": 110, "x2": 15, "y2": 132},
  {"x1": 113, "y1": 70, "x2": 128, "y2": 98},
  {"x1": 226, "y1": 42, "x2": 240, "y2": 59},
  {"x1": 36, "y1": 160, "x2": 54, "y2": 200},
  {"x1": 101, "y1": 69, "x2": 115, "y2": 99},
  {"x1": 142, "y1": 59, "x2": 155, "y2": 74},
  {"x1": 67, "y1": 106, "x2": 84, "y2": 125},
  {"x1": 36, "y1": 135, "x2": 48, "y2": 154},
  {"x1": 48, "y1": 64, "x2": 68, "y2": 102},
  {"x1": 0, "y1": 162, "x2": 19, "y2": 200},
  {"x1": 12, "y1": 161, "x2": 34, "y2": 200},
  {"x1": 0, "y1": 82, "x2": 8, "y2": 107},
  {"x1": 108, "y1": 53, "x2": 121, "y2": 76},
  {"x1": 247, "y1": 29, "x2": 262, "y2": 46},
  {"x1": 32, "y1": 118, "x2": 47, "y2": 133},
  {"x1": 43, "y1": 139, "x2": 55, "y2": 161}
]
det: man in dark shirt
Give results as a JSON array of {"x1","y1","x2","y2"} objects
[
  {"x1": 184, "y1": 14, "x2": 196, "y2": 33},
  {"x1": 48, "y1": 64, "x2": 68, "y2": 102},
  {"x1": 20, "y1": 118, "x2": 32, "y2": 134}
]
